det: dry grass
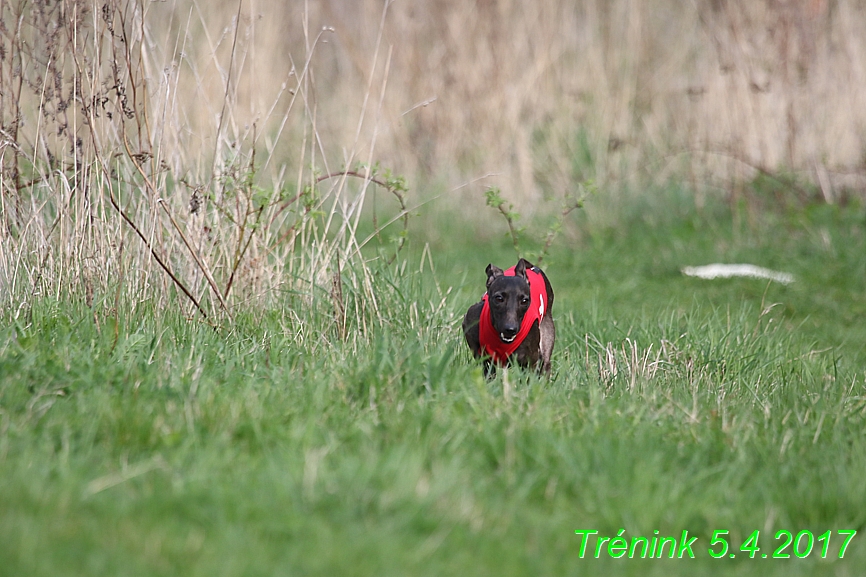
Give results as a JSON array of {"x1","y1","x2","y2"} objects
[
  {"x1": 2, "y1": 0, "x2": 865, "y2": 312},
  {"x1": 161, "y1": 0, "x2": 866, "y2": 200},
  {"x1": 0, "y1": 0, "x2": 409, "y2": 318}
]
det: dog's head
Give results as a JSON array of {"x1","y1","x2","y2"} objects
[{"x1": 485, "y1": 258, "x2": 532, "y2": 343}]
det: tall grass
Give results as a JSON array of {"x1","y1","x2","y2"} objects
[
  {"x1": 114, "y1": 0, "x2": 866, "y2": 199},
  {"x1": 0, "y1": 0, "x2": 408, "y2": 320},
  {"x1": 1, "y1": 3, "x2": 865, "y2": 573},
  {"x1": 1, "y1": 231, "x2": 864, "y2": 575},
  {"x1": 3, "y1": 0, "x2": 866, "y2": 313},
  {"x1": 352, "y1": 0, "x2": 866, "y2": 200}
]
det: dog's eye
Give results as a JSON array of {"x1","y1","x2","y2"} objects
[
  {"x1": 520, "y1": 297, "x2": 530, "y2": 305},
  {"x1": 494, "y1": 294, "x2": 505, "y2": 303}
]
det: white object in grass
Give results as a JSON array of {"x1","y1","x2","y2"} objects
[{"x1": 681, "y1": 264, "x2": 795, "y2": 285}]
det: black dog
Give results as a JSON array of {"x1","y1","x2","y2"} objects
[{"x1": 462, "y1": 258, "x2": 555, "y2": 375}]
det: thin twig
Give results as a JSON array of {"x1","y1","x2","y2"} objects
[{"x1": 66, "y1": 5, "x2": 213, "y2": 324}]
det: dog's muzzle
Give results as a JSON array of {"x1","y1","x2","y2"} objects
[{"x1": 499, "y1": 332, "x2": 517, "y2": 343}]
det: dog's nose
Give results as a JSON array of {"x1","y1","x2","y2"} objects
[{"x1": 499, "y1": 326, "x2": 519, "y2": 342}]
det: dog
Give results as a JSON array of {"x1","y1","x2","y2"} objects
[{"x1": 462, "y1": 258, "x2": 555, "y2": 375}]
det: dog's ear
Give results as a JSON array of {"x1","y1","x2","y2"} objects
[
  {"x1": 514, "y1": 258, "x2": 528, "y2": 281},
  {"x1": 486, "y1": 264, "x2": 504, "y2": 289}
]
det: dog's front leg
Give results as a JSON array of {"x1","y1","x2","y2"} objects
[
  {"x1": 462, "y1": 301, "x2": 484, "y2": 358},
  {"x1": 539, "y1": 315, "x2": 555, "y2": 375}
]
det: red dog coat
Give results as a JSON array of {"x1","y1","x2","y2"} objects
[{"x1": 478, "y1": 265, "x2": 547, "y2": 365}]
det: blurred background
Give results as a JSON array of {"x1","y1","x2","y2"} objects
[
  {"x1": 144, "y1": 0, "x2": 866, "y2": 202},
  {"x1": 2, "y1": 0, "x2": 865, "y2": 308}
]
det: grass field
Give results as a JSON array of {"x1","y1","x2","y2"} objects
[
  {"x1": 1, "y1": 190, "x2": 864, "y2": 576},
  {"x1": 2, "y1": 1, "x2": 865, "y2": 574}
]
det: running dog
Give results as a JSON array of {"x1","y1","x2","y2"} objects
[{"x1": 462, "y1": 258, "x2": 555, "y2": 375}]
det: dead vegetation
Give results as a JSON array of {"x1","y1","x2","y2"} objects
[{"x1": 1, "y1": 0, "x2": 864, "y2": 313}]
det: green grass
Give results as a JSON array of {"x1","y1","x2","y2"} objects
[{"x1": 1, "y1": 193, "x2": 865, "y2": 576}]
